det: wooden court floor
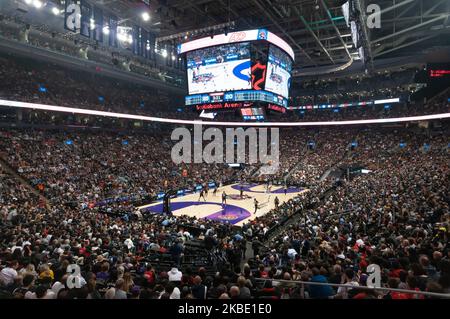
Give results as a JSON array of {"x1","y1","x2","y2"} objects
[{"x1": 138, "y1": 183, "x2": 307, "y2": 227}]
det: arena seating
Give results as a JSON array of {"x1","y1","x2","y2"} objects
[
  {"x1": 0, "y1": 23, "x2": 449, "y2": 300},
  {"x1": 1, "y1": 123, "x2": 448, "y2": 299},
  {"x1": 1, "y1": 55, "x2": 448, "y2": 125}
]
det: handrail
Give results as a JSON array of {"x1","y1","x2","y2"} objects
[{"x1": 254, "y1": 277, "x2": 450, "y2": 298}]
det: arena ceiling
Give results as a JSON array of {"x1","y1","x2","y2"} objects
[
  {"x1": 99, "y1": 0, "x2": 450, "y2": 73},
  {"x1": 2, "y1": 0, "x2": 450, "y2": 75}
]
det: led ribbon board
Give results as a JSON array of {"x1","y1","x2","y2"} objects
[
  {"x1": 1, "y1": 99, "x2": 449, "y2": 127},
  {"x1": 185, "y1": 90, "x2": 288, "y2": 108}
]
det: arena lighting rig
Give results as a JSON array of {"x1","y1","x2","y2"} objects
[{"x1": 1, "y1": 99, "x2": 450, "y2": 127}]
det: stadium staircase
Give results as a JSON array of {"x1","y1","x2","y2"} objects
[
  {"x1": 320, "y1": 130, "x2": 366, "y2": 182},
  {"x1": 0, "y1": 157, "x2": 51, "y2": 209},
  {"x1": 319, "y1": 148, "x2": 352, "y2": 181},
  {"x1": 261, "y1": 182, "x2": 340, "y2": 243},
  {"x1": 249, "y1": 163, "x2": 263, "y2": 178},
  {"x1": 260, "y1": 134, "x2": 365, "y2": 243},
  {"x1": 282, "y1": 145, "x2": 309, "y2": 181},
  {"x1": 319, "y1": 169, "x2": 332, "y2": 182},
  {"x1": 411, "y1": 78, "x2": 450, "y2": 103},
  {"x1": 426, "y1": 86, "x2": 450, "y2": 105},
  {"x1": 137, "y1": 239, "x2": 220, "y2": 278}
]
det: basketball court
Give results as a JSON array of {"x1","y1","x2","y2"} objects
[{"x1": 138, "y1": 183, "x2": 308, "y2": 227}]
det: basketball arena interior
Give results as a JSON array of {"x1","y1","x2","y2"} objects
[{"x1": 0, "y1": 0, "x2": 449, "y2": 305}]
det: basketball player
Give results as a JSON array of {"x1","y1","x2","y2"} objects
[
  {"x1": 254, "y1": 198, "x2": 259, "y2": 215},
  {"x1": 204, "y1": 184, "x2": 209, "y2": 198},
  {"x1": 240, "y1": 185, "x2": 244, "y2": 199},
  {"x1": 198, "y1": 189, "x2": 206, "y2": 202},
  {"x1": 274, "y1": 196, "x2": 280, "y2": 209},
  {"x1": 284, "y1": 184, "x2": 288, "y2": 196},
  {"x1": 222, "y1": 191, "x2": 227, "y2": 206},
  {"x1": 213, "y1": 186, "x2": 218, "y2": 196}
]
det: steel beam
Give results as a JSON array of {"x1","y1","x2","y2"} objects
[
  {"x1": 377, "y1": 13, "x2": 447, "y2": 24},
  {"x1": 395, "y1": 0, "x2": 419, "y2": 19},
  {"x1": 371, "y1": 14, "x2": 449, "y2": 43},
  {"x1": 299, "y1": 15, "x2": 335, "y2": 64},
  {"x1": 375, "y1": 0, "x2": 417, "y2": 17},
  {"x1": 424, "y1": 0, "x2": 449, "y2": 15},
  {"x1": 374, "y1": 34, "x2": 438, "y2": 57},
  {"x1": 251, "y1": 0, "x2": 317, "y2": 65},
  {"x1": 320, "y1": 0, "x2": 352, "y2": 61}
]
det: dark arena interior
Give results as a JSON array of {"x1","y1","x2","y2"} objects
[{"x1": 0, "y1": 0, "x2": 449, "y2": 308}]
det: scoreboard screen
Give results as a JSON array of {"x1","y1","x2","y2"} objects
[
  {"x1": 186, "y1": 42, "x2": 251, "y2": 95},
  {"x1": 185, "y1": 90, "x2": 288, "y2": 108},
  {"x1": 180, "y1": 29, "x2": 294, "y2": 112},
  {"x1": 264, "y1": 45, "x2": 292, "y2": 99}
]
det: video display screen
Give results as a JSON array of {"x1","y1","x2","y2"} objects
[
  {"x1": 241, "y1": 107, "x2": 265, "y2": 121},
  {"x1": 186, "y1": 42, "x2": 252, "y2": 95},
  {"x1": 264, "y1": 45, "x2": 292, "y2": 99},
  {"x1": 185, "y1": 90, "x2": 288, "y2": 108}
]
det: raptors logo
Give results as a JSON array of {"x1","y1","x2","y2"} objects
[{"x1": 228, "y1": 31, "x2": 246, "y2": 43}]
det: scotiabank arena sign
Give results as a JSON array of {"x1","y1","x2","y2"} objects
[
  {"x1": 195, "y1": 102, "x2": 253, "y2": 111},
  {"x1": 267, "y1": 104, "x2": 286, "y2": 113}
]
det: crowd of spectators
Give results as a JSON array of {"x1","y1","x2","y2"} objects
[
  {"x1": 0, "y1": 44, "x2": 449, "y2": 299},
  {"x1": 289, "y1": 98, "x2": 449, "y2": 122},
  {"x1": 0, "y1": 129, "x2": 238, "y2": 206},
  {"x1": 292, "y1": 68, "x2": 418, "y2": 100},
  {"x1": 0, "y1": 124, "x2": 448, "y2": 299},
  {"x1": 259, "y1": 129, "x2": 449, "y2": 299},
  {"x1": 1, "y1": 54, "x2": 448, "y2": 127},
  {"x1": 0, "y1": 15, "x2": 184, "y2": 87}
]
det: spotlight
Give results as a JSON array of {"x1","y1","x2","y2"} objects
[
  {"x1": 51, "y1": 7, "x2": 60, "y2": 15},
  {"x1": 142, "y1": 12, "x2": 150, "y2": 22},
  {"x1": 102, "y1": 26, "x2": 110, "y2": 35},
  {"x1": 33, "y1": 0, "x2": 43, "y2": 9},
  {"x1": 24, "y1": 0, "x2": 32, "y2": 4},
  {"x1": 171, "y1": 55, "x2": 176, "y2": 61},
  {"x1": 161, "y1": 49, "x2": 168, "y2": 58},
  {"x1": 117, "y1": 33, "x2": 126, "y2": 42},
  {"x1": 90, "y1": 18, "x2": 95, "y2": 30}
]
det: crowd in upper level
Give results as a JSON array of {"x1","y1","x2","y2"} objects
[{"x1": 0, "y1": 54, "x2": 448, "y2": 126}]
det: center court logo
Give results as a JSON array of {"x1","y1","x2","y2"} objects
[{"x1": 171, "y1": 125, "x2": 280, "y2": 175}]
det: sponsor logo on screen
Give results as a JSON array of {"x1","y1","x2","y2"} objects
[{"x1": 228, "y1": 31, "x2": 247, "y2": 43}]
